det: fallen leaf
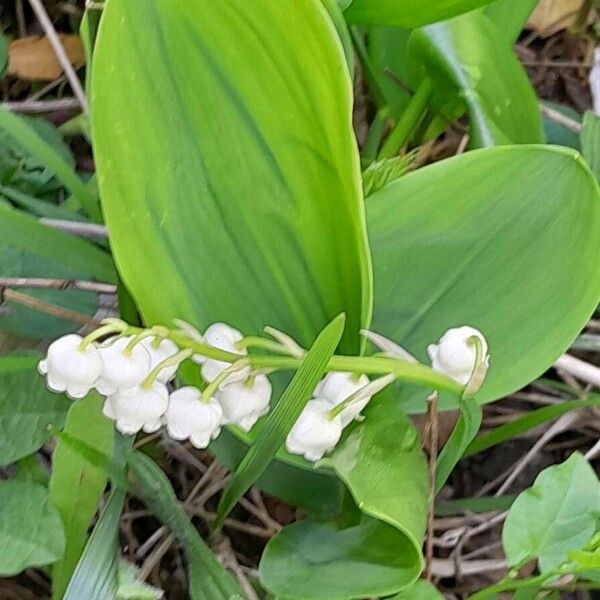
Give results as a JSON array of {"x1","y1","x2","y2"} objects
[
  {"x1": 527, "y1": 0, "x2": 594, "y2": 37},
  {"x1": 8, "y1": 34, "x2": 84, "y2": 81}
]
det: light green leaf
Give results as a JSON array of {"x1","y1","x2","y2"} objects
[
  {"x1": 344, "y1": 0, "x2": 497, "y2": 27},
  {"x1": 329, "y1": 390, "x2": 428, "y2": 580},
  {"x1": 484, "y1": 0, "x2": 539, "y2": 44},
  {"x1": 128, "y1": 451, "x2": 244, "y2": 600},
  {"x1": 50, "y1": 394, "x2": 114, "y2": 599},
  {"x1": 260, "y1": 518, "x2": 421, "y2": 599},
  {"x1": 502, "y1": 453, "x2": 600, "y2": 573},
  {"x1": 117, "y1": 561, "x2": 163, "y2": 600},
  {"x1": 582, "y1": 111, "x2": 600, "y2": 180},
  {"x1": 0, "y1": 480, "x2": 66, "y2": 575},
  {"x1": 367, "y1": 146, "x2": 600, "y2": 411},
  {"x1": 363, "y1": 154, "x2": 415, "y2": 197},
  {"x1": 408, "y1": 11, "x2": 543, "y2": 147},
  {"x1": 216, "y1": 314, "x2": 345, "y2": 528},
  {"x1": 91, "y1": 0, "x2": 371, "y2": 355},
  {"x1": 0, "y1": 361, "x2": 70, "y2": 465},
  {"x1": 465, "y1": 396, "x2": 600, "y2": 458},
  {"x1": 388, "y1": 579, "x2": 444, "y2": 599},
  {"x1": 435, "y1": 397, "x2": 482, "y2": 492}
]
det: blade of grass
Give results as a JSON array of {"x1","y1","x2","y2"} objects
[
  {"x1": 215, "y1": 313, "x2": 346, "y2": 529},
  {"x1": 0, "y1": 107, "x2": 101, "y2": 221},
  {"x1": 464, "y1": 395, "x2": 600, "y2": 458},
  {"x1": 128, "y1": 451, "x2": 244, "y2": 600},
  {"x1": 435, "y1": 397, "x2": 482, "y2": 493}
]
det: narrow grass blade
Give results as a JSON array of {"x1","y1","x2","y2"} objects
[
  {"x1": 215, "y1": 313, "x2": 346, "y2": 529},
  {"x1": 464, "y1": 395, "x2": 600, "y2": 458},
  {"x1": 0, "y1": 107, "x2": 100, "y2": 221},
  {"x1": 435, "y1": 397, "x2": 482, "y2": 493},
  {"x1": 128, "y1": 451, "x2": 244, "y2": 600}
]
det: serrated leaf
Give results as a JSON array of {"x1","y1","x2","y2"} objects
[
  {"x1": 215, "y1": 314, "x2": 345, "y2": 529},
  {"x1": 363, "y1": 154, "x2": 415, "y2": 197}
]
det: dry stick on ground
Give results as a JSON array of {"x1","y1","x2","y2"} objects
[
  {"x1": 0, "y1": 288, "x2": 100, "y2": 326},
  {"x1": 0, "y1": 277, "x2": 116, "y2": 295},
  {"x1": 2, "y1": 98, "x2": 81, "y2": 114},
  {"x1": 554, "y1": 354, "x2": 600, "y2": 388},
  {"x1": 26, "y1": 0, "x2": 89, "y2": 114},
  {"x1": 539, "y1": 104, "x2": 583, "y2": 133},
  {"x1": 424, "y1": 391, "x2": 439, "y2": 582},
  {"x1": 40, "y1": 218, "x2": 109, "y2": 239}
]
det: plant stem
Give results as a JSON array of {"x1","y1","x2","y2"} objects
[
  {"x1": 378, "y1": 78, "x2": 433, "y2": 159},
  {"x1": 362, "y1": 107, "x2": 390, "y2": 167}
]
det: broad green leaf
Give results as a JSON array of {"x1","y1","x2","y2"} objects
[
  {"x1": 216, "y1": 314, "x2": 345, "y2": 528},
  {"x1": 0, "y1": 480, "x2": 66, "y2": 575},
  {"x1": 465, "y1": 396, "x2": 600, "y2": 458},
  {"x1": 408, "y1": 11, "x2": 543, "y2": 147},
  {"x1": 0, "y1": 362, "x2": 70, "y2": 465},
  {"x1": 502, "y1": 453, "x2": 600, "y2": 573},
  {"x1": 344, "y1": 0, "x2": 498, "y2": 27},
  {"x1": 484, "y1": 0, "x2": 539, "y2": 44},
  {"x1": 50, "y1": 394, "x2": 114, "y2": 599},
  {"x1": 92, "y1": 0, "x2": 371, "y2": 355},
  {"x1": 367, "y1": 146, "x2": 600, "y2": 411},
  {"x1": 260, "y1": 518, "x2": 420, "y2": 599},
  {"x1": 435, "y1": 397, "x2": 482, "y2": 492},
  {"x1": 329, "y1": 390, "x2": 428, "y2": 579},
  {"x1": 0, "y1": 204, "x2": 115, "y2": 338},
  {"x1": 542, "y1": 101, "x2": 582, "y2": 149},
  {"x1": 389, "y1": 579, "x2": 444, "y2": 599},
  {"x1": 0, "y1": 108, "x2": 100, "y2": 220},
  {"x1": 582, "y1": 111, "x2": 600, "y2": 180},
  {"x1": 63, "y1": 434, "x2": 132, "y2": 600},
  {"x1": 321, "y1": 0, "x2": 355, "y2": 77},
  {"x1": 63, "y1": 489, "x2": 124, "y2": 600},
  {"x1": 436, "y1": 494, "x2": 516, "y2": 516},
  {"x1": 128, "y1": 451, "x2": 244, "y2": 600}
]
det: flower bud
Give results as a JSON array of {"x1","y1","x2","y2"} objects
[
  {"x1": 316, "y1": 371, "x2": 371, "y2": 427},
  {"x1": 285, "y1": 399, "x2": 343, "y2": 462},
  {"x1": 38, "y1": 334, "x2": 103, "y2": 399},
  {"x1": 216, "y1": 374, "x2": 272, "y2": 432},
  {"x1": 103, "y1": 380, "x2": 168, "y2": 435},
  {"x1": 165, "y1": 386, "x2": 222, "y2": 448},
  {"x1": 427, "y1": 326, "x2": 489, "y2": 385},
  {"x1": 140, "y1": 337, "x2": 180, "y2": 383},
  {"x1": 199, "y1": 323, "x2": 250, "y2": 385},
  {"x1": 96, "y1": 336, "x2": 151, "y2": 395}
]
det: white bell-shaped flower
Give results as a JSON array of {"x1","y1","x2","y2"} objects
[
  {"x1": 103, "y1": 380, "x2": 168, "y2": 435},
  {"x1": 216, "y1": 374, "x2": 272, "y2": 432},
  {"x1": 140, "y1": 337, "x2": 180, "y2": 383},
  {"x1": 165, "y1": 386, "x2": 223, "y2": 448},
  {"x1": 96, "y1": 336, "x2": 151, "y2": 395},
  {"x1": 200, "y1": 323, "x2": 250, "y2": 385},
  {"x1": 316, "y1": 371, "x2": 371, "y2": 427},
  {"x1": 285, "y1": 399, "x2": 343, "y2": 462},
  {"x1": 427, "y1": 326, "x2": 489, "y2": 385},
  {"x1": 38, "y1": 334, "x2": 102, "y2": 399}
]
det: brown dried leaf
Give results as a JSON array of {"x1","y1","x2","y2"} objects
[
  {"x1": 8, "y1": 34, "x2": 84, "y2": 81},
  {"x1": 527, "y1": 0, "x2": 593, "y2": 37}
]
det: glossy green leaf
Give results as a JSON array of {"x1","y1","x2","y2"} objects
[
  {"x1": 92, "y1": 0, "x2": 371, "y2": 355},
  {"x1": 435, "y1": 397, "x2": 482, "y2": 492},
  {"x1": 216, "y1": 314, "x2": 345, "y2": 528},
  {"x1": 0, "y1": 362, "x2": 70, "y2": 465},
  {"x1": 0, "y1": 204, "x2": 115, "y2": 338},
  {"x1": 389, "y1": 579, "x2": 444, "y2": 599},
  {"x1": 502, "y1": 453, "x2": 600, "y2": 573},
  {"x1": 260, "y1": 518, "x2": 421, "y2": 599},
  {"x1": 344, "y1": 0, "x2": 497, "y2": 27},
  {"x1": 128, "y1": 451, "x2": 244, "y2": 600},
  {"x1": 465, "y1": 396, "x2": 600, "y2": 458},
  {"x1": 0, "y1": 108, "x2": 100, "y2": 221},
  {"x1": 367, "y1": 146, "x2": 600, "y2": 411},
  {"x1": 484, "y1": 0, "x2": 539, "y2": 44},
  {"x1": 582, "y1": 111, "x2": 600, "y2": 180},
  {"x1": 408, "y1": 11, "x2": 543, "y2": 147},
  {"x1": 330, "y1": 390, "x2": 428, "y2": 578},
  {"x1": 50, "y1": 394, "x2": 114, "y2": 599},
  {"x1": 0, "y1": 480, "x2": 65, "y2": 575}
]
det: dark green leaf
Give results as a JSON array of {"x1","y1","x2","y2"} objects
[
  {"x1": 367, "y1": 146, "x2": 600, "y2": 411},
  {"x1": 0, "y1": 480, "x2": 66, "y2": 575},
  {"x1": 215, "y1": 314, "x2": 345, "y2": 528},
  {"x1": 542, "y1": 101, "x2": 582, "y2": 149},
  {"x1": 389, "y1": 579, "x2": 444, "y2": 599}
]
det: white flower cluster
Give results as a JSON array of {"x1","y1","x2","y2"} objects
[
  {"x1": 38, "y1": 323, "x2": 272, "y2": 448},
  {"x1": 38, "y1": 321, "x2": 488, "y2": 463}
]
